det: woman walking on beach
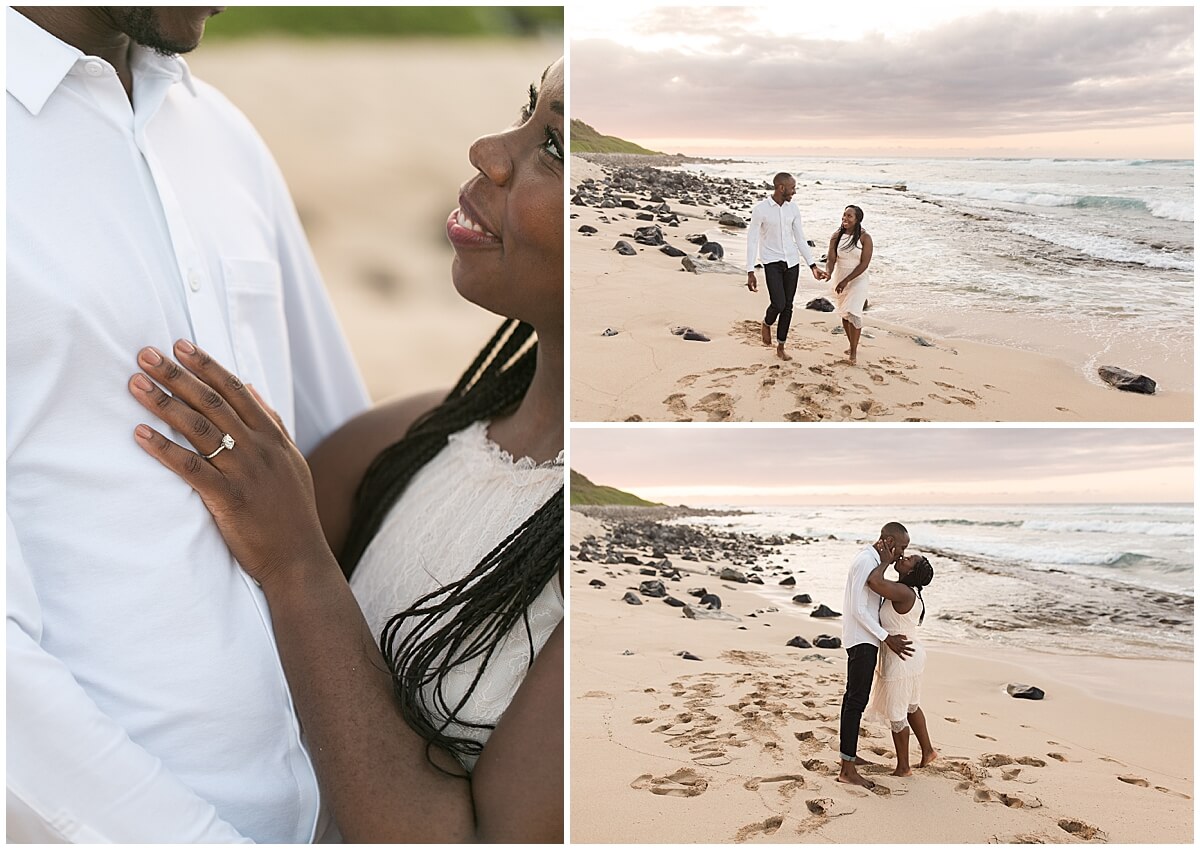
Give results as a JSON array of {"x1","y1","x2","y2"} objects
[
  {"x1": 865, "y1": 554, "x2": 938, "y2": 776},
  {"x1": 127, "y1": 59, "x2": 565, "y2": 841},
  {"x1": 827, "y1": 205, "x2": 873, "y2": 364}
]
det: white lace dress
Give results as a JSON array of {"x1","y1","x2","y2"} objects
[
  {"x1": 830, "y1": 233, "x2": 870, "y2": 329},
  {"x1": 349, "y1": 420, "x2": 564, "y2": 771},
  {"x1": 865, "y1": 597, "x2": 927, "y2": 732}
]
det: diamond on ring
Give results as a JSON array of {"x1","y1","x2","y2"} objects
[{"x1": 204, "y1": 433, "x2": 236, "y2": 460}]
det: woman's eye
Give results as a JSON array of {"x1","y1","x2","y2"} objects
[{"x1": 543, "y1": 128, "x2": 563, "y2": 162}]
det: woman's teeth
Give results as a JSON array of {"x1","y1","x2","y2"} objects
[{"x1": 457, "y1": 211, "x2": 494, "y2": 237}]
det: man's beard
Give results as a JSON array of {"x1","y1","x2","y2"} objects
[{"x1": 113, "y1": 7, "x2": 199, "y2": 56}]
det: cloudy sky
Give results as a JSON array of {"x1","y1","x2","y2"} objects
[
  {"x1": 571, "y1": 4, "x2": 1194, "y2": 157},
  {"x1": 571, "y1": 428, "x2": 1194, "y2": 505}
]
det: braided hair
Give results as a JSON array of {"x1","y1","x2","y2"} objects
[
  {"x1": 339, "y1": 318, "x2": 564, "y2": 773},
  {"x1": 833, "y1": 204, "x2": 865, "y2": 256},
  {"x1": 899, "y1": 555, "x2": 934, "y2": 624}
]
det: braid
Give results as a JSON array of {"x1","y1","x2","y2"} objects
[
  {"x1": 916, "y1": 586, "x2": 925, "y2": 625},
  {"x1": 338, "y1": 318, "x2": 563, "y2": 772}
]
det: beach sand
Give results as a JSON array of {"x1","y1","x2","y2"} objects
[
  {"x1": 187, "y1": 39, "x2": 562, "y2": 403},
  {"x1": 569, "y1": 157, "x2": 1193, "y2": 422},
  {"x1": 569, "y1": 510, "x2": 1194, "y2": 843}
]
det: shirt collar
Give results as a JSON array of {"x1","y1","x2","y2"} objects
[{"x1": 6, "y1": 7, "x2": 196, "y2": 117}]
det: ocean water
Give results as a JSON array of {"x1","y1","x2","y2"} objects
[
  {"x1": 674, "y1": 503, "x2": 1193, "y2": 659},
  {"x1": 675, "y1": 157, "x2": 1194, "y2": 389}
]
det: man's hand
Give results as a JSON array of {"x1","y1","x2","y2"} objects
[
  {"x1": 746, "y1": 272, "x2": 757, "y2": 292},
  {"x1": 810, "y1": 265, "x2": 829, "y2": 281},
  {"x1": 884, "y1": 633, "x2": 913, "y2": 659}
]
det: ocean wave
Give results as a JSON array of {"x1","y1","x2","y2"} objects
[
  {"x1": 1022, "y1": 519, "x2": 1194, "y2": 537},
  {"x1": 927, "y1": 519, "x2": 1022, "y2": 528},
  {"x1": 963, "y1": 545, "x2": 1161, "y2": 570},
  {"x1": 1008, "y1": 223, "x2": 1195, "y2": 271},
  {"x1": 1147, "y1": 199, "x2": 1195, "y2": 222}
]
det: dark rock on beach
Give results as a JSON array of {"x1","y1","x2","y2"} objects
[
  {"x1": 718, "y1": 212, "x2": 746, "y2": 228},
  {"x1": 780, "y1": 576, "x2": 796, "y2": 586},
  {"x1": 683, "y1": 604, "x2": 739, "y2": 622},
  {"x1": 663, "y1": 596, "x2": 686, "y2": 607},
  {"x1": 622, "y1": 591, "x2": 643, "y2": 605},
  {"x1": 699, "y1": 593, "x2": 722, "y2": 610},
  {"x1": 698, "y1": 241, "x2": 724, "y2": 260},
  {"x1": 660, "y1": 244, "x2": 686, "y2": 257},
  {"x1": 719, "y1": 567, "x2": 748, "y2": 583},
  {"x1": 682, "y1": 330, "x2": 710, "y2": 342},
  {"x1": 1098, "y1": 365, "x2": 1156, "y2": 395},
  {"x1": 786, "y1": 636, "x2": 812, "y2": 649},
  {"x1": 578, "y1": 224, "x2": 597, "y2": 234},
  {"x1": 805, "y1": 297, "x2": 835, "y2": 312},
  {"x1": 813, "y1": 635, "x2": 842, "y2": 649},
  {"x1": 1006, "y1": 683, "x2": 1046, "y2": 700},
  {"x1": 687, "y1": 587, "x2": 708, "y2": 598},
  {"x1": 792, "y1": 594, "x2": 813, "y2": 604},
  {"x1": 810, "y1": 604, "x2": 841, "y2": 618},
  {"x1": 639, "y1": 580, "x2": 667, "y2": 598},
  {"x1": 613, "y1": 240, "x2": 637, "y2": 256},
  {"x1": 633, "y1": 225, "x2": 665, "y2": 246},
  {"x1": 679, "y1": 651, "x2": 703, "y2": 661},
  {"x1": 588, "y1": 579, "x2": 606, "y2": 588}
]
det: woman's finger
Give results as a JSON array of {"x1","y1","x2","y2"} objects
[
  {"x1": 133, "y1": 422, "x2": 224, "y2": 493},
  {"x1": 136, "y1": 346, "x2": 248, "y2": 438},
  {"x1": 171, "y1": 340, "x2": 276, "y2": 433},
  {"x1": 129, "y1": 372, "x2": 232, "y2": 461}
]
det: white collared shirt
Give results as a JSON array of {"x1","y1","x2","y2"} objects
[
  {"x1": 6, "y1": 8, "x2": 369, "y2": 842},
  {"x1": 841, "y1": 546, "x2": 891, "y2": 650},
  {"x1": 744, "y1": 195, "x2": 817, "y2": 271}
]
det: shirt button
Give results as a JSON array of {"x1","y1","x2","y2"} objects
[
  {"x1": 188, "y1": 270, "x2": 202, "y2": 292},
  {"x1": 83, "y1": 61, "x2": 105, "y2": 77}
]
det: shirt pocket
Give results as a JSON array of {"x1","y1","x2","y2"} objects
[{"x1": 222, "y1": 257, "x2": 295, "y2": 428}]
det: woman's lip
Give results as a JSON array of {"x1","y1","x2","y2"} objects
[{"x1": 446, "y1": 208, "x2": 501, "y2": 248}]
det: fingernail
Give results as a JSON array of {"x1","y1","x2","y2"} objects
[
  {"x1": 176, "y1": 339, "x2": 197, "y2": 355},
  {"x1": 135, "y1": 424, "x2": 153, "y2": 440},
  {"x1": 141, "y1": 347, "x2": 163, "y2": 366},
  {"x1": 132, "y1": 374, "x2": 154, "y2": 392}
]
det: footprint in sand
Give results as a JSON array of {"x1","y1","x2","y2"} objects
[
  {"x1": 630, "y1": 767, "x2": 709, "y2": 797},
  {"x1": 743, "y1": 774, "x2": 806, "y2": 793},
  {"x1": 663, "y1": 393, "x2": 692, "y2": 420},
  {"x1": 975, "y1": 733, "x2": 997, "y2": 741},
  {"x1": 1154, "y1": 786, "x2": 1190, "y2": 799},
  {"x1": 869, "y1": 373, "x2": 886, "y2": 384},
  {"x1": 928, "y1": 393, "x2": 954, "y2": 405},
  {"x1": 1016, "y1": 757, "x2": 1047, "y2": 767},
  {"x1": 1118, "y1": 775, "x2": 1149, "y2": 787},
  {"x1": 945, "y1": 716, "x2": 959, "y2": 723},
  {"x1": 801, "y1": 758, "x2": 837, "y2": 776},
  {"x1": 1047, "y1": 753, "x2": 1069, "y2": 762},
  {"x1": 785, "y1": 408, "x2": 820, "y2": 422},
  {"x1": 1057, "y1": 818, "x2": 1107, "y2": 841},
  {"x1": 734, "y1": 815, "x2": 783, "y2": 841},
  {"x1": 679, "y1": 374, "x2": 700, "y2": 388},
  {"x1": 633, "y1": 716, "x2": 655, "y2": 724},
  {"x1": 694, "y1": 391, "x2": 735, "y2": 422},
  {"x1": 1001, "y1": 767, "x2": 1038, "y2": 784}
]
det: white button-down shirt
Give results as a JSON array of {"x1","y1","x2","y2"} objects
[
  {"x1": 841, "y1": 546, "x2": 891, "y2": 650},
  {"x1": 6, "y1": 8, "x2": 369, "y2": 842},
  {"x1": 744, "y1": 195, "x2": 817, "y2": 271}
]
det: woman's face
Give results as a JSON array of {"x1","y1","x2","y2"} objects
[
  {"x1": 841, "y1": 207, "x2": 859, "y2": 230},
  {"x1": 447, "y1": 58, "x2": 564, "y2": 334},
  {"x1": 895, "y1": 554, "x2": 920, "y2": 578}
]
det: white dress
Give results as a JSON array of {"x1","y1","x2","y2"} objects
[
  {"x1": 865, "y1": 596, "x2": 926, "y2": 732},
  {"x1": 831, "y1": 233, "x2": 870, "y2": 329},
  {"x1": 349, "y1": 420, "x2": 564, "y2": 771}
]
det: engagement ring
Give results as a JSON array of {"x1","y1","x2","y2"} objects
[{"x1": 204, "y1": 433, "x2": 236, "y2": 460}]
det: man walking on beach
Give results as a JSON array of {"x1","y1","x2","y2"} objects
[
  {"x1": 837, "y1": 522, "x2": 913, "y2": 788},
  {"x1": 7, "y1": 7, "x2": 367, "y2": 841},
  {"x1": 745, "y1": 172, "x2": 828, "y2": 361}
]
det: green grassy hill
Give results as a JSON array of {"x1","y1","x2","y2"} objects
[
  {"x1": 570, "y1": 119, "x2": 663, "y2": 155},
  {"x1": 570, "y1": 470, "x2": 661, "y2": 507}
]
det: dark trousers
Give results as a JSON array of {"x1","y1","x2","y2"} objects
[
  {"x1": 762, "y1": 260, "x2": 800, "y2": 342},
  {"x1": 839, "y1": 643, "x2": 879, "y2": 761}
]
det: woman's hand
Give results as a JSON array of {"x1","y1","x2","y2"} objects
[
  {"x1": 129, "y1": 340, "x2": 330, "y2": 587},
  {"x1": 835, "y1": 281, "x2": 848, "y2": 294}
]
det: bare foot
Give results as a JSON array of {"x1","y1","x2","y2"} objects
[
  {"x1": 776, "y1": 344, "x2": 792, "y2": 362},
  {"x1": 761, "y1": 322, "x2": 772, "y2": 346},
  {"x1": 892, "y1": 766, "x2": 913, "y2": 777},
  {"x1": 853, "y1": 757, "x2": 875, "y2": 767},
  {"x1": 848, "y1": 354, "x2": 857, "y2": 365},
  {"x1": 918, "y1": 750, "x2": 939, "y2": 768},
  {"x1": 837, "y1": 765, "x2": 875, "y2": 789}
]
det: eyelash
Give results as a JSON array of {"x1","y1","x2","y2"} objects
[
  {"x1": 519, "y1": 84, "x2": 562, "y2": 164},
  {"x1": 520, "y1": 83, "x2": 538, "y2": 123}
]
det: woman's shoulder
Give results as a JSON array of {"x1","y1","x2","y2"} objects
[{"x1": 308, "y1": 389, "x2": 448, "y2": 554}]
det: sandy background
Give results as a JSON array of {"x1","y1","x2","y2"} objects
[
  {"x1": 188, "y1": 38, "x2": 562, "y2": 403},
  {"x1": 569, "y1": 157, "x2": 1193, "y2": 422},
  {"x1": 570, "y1": 511, "x2": 1194, "y2": 844}
]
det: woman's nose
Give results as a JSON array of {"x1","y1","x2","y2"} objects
[{"x1": 469, "y1": 131, "x2": 513, "y2": 186}]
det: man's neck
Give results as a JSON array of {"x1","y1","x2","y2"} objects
[{"x1": 14, "y1": 7, "x2": 135, "y2": 99}]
